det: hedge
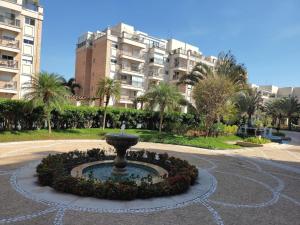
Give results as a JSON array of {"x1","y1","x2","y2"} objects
[
  {"x1": 36, "y1": 149, "x2": 198, "y2": 200},
  {"x1": 0, "y1": 99, "x2": 199, "y2": 131}
]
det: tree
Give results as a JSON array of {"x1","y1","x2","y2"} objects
[
  {"x1": 279, "y1": 96, "x2": 300, "y2": 130},
  {"x1": 144, "y1": 83, "x2": 185, "y2": 133},
  {"x1": 133, "y1": 95, "x2": 147, "y2": 110},
  {"x1": 235, "y1": 88, "x2": 263, "y2": 126},
  {"x1": 23, "y1": 72, "x2": 69, "y2": 134},
  {"x1": 178, "y1": 51, "x2": 248, "y2": 90},
  {"x1": 178, "y1": 62, "x2": 213, "y2": 85},
  {"x1": 96, "y1": 78, "x2": 121, "y2": 130},
  {"x1": 265, "y1": 99, "x2": 284, "y2": 130},
  {"x1": 62, "y1": 78, "x2": 81, "y2": 95},
  {"x1": 193, "y1": 75, "x2": 235, "y2": 136}
]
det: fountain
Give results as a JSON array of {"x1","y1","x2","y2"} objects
[
  {"x1": 37, "y1": 122, "x2": 198, "y2": 200},
  {"x1": 106, "y1": 122, "x2": 139, "y2": 176}
]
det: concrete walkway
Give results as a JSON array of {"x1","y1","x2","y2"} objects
[{"x1": 0, "y1": 133, "x2": 300, "y2": 225}]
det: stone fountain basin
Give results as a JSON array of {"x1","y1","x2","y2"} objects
[
  {"x1": 71, "y1": 160, "x2": 168, "y2": 185},
  {"x1": 106, "y1": 133, "x2": 139, "y2": 148}
]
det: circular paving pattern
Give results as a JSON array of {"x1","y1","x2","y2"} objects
[{"x1": 0, "y1": 139, "x2": 300, "y2": 225}]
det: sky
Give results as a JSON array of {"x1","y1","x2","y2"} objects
[{"x1": 40, "y1": 0, "x2": 300, "y2": 87}]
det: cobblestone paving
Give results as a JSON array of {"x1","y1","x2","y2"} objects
[{"x1": 0, "y1": 133, "x2": 300, "y2": 225}]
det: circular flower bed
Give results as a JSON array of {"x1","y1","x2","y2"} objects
[{"x1": 36, "y1": 149, "x2": 198, "y2": 200}]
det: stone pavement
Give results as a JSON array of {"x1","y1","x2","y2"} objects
[{"x1": 0, "y1": 132, "x2": 300, "y2": 225}]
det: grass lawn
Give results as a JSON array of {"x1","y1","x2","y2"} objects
[{"x1": 0, "y1": 128, "x2": 241, "y2": 150}]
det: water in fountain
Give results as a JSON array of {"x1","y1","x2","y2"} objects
[{"x1": 82, "y1": 122, "x2": 164, "y2": 182}]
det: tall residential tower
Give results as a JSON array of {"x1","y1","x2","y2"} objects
[
  {"x1": 0, "y1": 0, "x2": 43, "y2": 99},
  {"x1": 75, "y1": 23, "x2": 216, "y2": 109}
]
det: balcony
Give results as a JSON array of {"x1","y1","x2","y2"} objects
[
  {"x1": 120, "y1": 79, "x2": 144, "y2": 91},
  {"x1": 0, "y1": 59, "x2": 18, "y2": 73},
  {"x1": 118, "y1": 64, "x2": 144, "y2": 77},
  {"x1": 0, "y1": 80, "x2": 17, "y2": 94},
  {"x1": 0, "y1": 38, "x2": 19, "y2": 52},
  {"x1": 119, "y1": 95, "x2": 135, "y2": 104},
  {"x1": 119, "y1": 51, "x2": 145, "y2": 63},
  {"x1": 148, "y1": 44, "x2": 166, "y2": 54},
  {"x1": 148, "y1": 58, "x2": 164, "y2": 68},
  {"x1": 148, "y1": 71, "x2": 164, "y2": 81},
  {"x1": 23, "y1": 2, "x2": 39, "y2": 12},
  {"x1": 173, "y1": 63, "x2": 187, "y2": 72},
  {"x1": 121, "y1": 32, "x2": 146, "y2": 48},
  {"x1": 0, "y1": 15, "x2": 20, "y2": 27}
]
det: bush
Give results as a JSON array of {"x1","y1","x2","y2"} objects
[
  {"x1": 0, "y1": 99, "x2": 198, "y2": 132},
  {"x1": 36, "y1": 149, "x2": 198, "y2": 200},
  {"x1": 244, "y1": 137, "x2": 271, "y2": 144}
]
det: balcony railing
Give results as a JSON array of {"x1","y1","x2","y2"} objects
[
  {"x1": 0, "y1": 81, "x2": 17, "y2": 91},
  {"x1": 120, "y1": 95, "x2": 135, "y2": 102},
  {"x1": 23, "y1": 1, "x2": 39, "y2": 11},
  {"x1": 122, "y1": 32, "x2": 144, "y2": 43},
  {"x1": 120, "y1": 51, "x2": 145, "y2": 60},
  {"x1": 148, "y1": 71, "x2": 164, "y2": 79},
  {"x1": 149, "y1": 43, "x2": 166, "y2": 51},
  {"x1": 174, "y1": 62, "x2": 187, "y2": 69},
  {"x1": 0, "y1": 38, "x2": 19, "y2": 49},
  {"x1": 119, "y1": 64, "x2": 144, "y2": 74},
  {"x1": 0, "y1": 15, "x2": 20, "y2": 27},
  {"x1": 0, "y1": 59, "x2": 18, "y2": 69},
  {"x1": 120, "y1": 79, "x2": 143, "y2": 89},
  {"x1": 172, "y1": 48, "x2": 187, "y2": 55},
  {"x1": 149, "y1": 58, "x2": 164, "y2": 65}
]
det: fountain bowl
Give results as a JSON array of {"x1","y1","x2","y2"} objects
[{"x1": 105, "y1": 133, "x2": 139, "y2": 176}]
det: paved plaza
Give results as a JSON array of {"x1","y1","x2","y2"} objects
[{"x1": 0, "y1": 132, "x2": 300, "y2": 225}]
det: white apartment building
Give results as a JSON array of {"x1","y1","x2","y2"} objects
[
  {"x1": 0, "y1": 0, "x2": 43, "y2": 99},
  {"x1": 75, "y1": 23, "x2": 217, "y2": 110},
  {"x1": 251, "y1": 84, "x2": 300, "y2": 102}
]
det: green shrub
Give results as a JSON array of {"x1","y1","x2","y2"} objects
[
  {"x1": 0, "y1": 99, "x2": 198, "y2": 131},
  {"x1": 244, "y1": 137, "x2": 271, "y2": 144},
  {"x1": 36, "y1": 149, "x2": 198, "y2": 200}
]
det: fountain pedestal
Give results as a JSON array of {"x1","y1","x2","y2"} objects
[{"x1": 106, "y1": 133, "x2": 139, "y2": 176}]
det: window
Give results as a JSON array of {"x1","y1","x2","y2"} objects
[
  {"x1": 22, "y1": 59, "x2": 33, "y2": 64},
  {"x1": 110, "y1": 59, "x2": 117, "y2": 63},
  {"x1": 2, "y1": 35, "x2": 15, "y2": 41},
  {"x1": 25, "y1": 17, "x2": 35, "y2": 26},
  {"x1": 24, "y1": 39, "x2": 34, "y2": 45},
  {"x1": 120, "y1": 75, "x2": 127, "y2": 80},
  {"x1": 112, "y1": 43, "x2": 118, "y2": 49},
  {"x1": 2, "y1": 55, "x2": 13, "y2": 60}
]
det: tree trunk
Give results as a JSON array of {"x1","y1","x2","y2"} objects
[
  {"x1": 159, "y1": 111, "x2": 164, "y2": 133},
  {"x1": 102, "y1": 107, "x2": 107, "y2": 130},
  {"x1": 47, "y1": 116, "x2": 51, "y2": 134},
  {"x1": 247, "y1": 114, "x2": 252, "y2": 127},
  {"x1": 288, "y1": 116, "x2": 292, "y2": 131}
]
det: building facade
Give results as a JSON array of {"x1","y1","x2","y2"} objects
[
  {"x1": 251, "y1": 84, "x2": 300, "y2": 102},
  {"x1": 0, "y1": 0, "x2": 43, "y2": 99},
  {"x1": 75, "y1": 23, "x2": 217, "y2": 109}
]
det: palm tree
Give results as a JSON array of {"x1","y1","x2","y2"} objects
[
  {"x1": 23, "y1": 72, "x2": 69, "y2": 134},
  {"x1": 178, "y1": 51, "x2": 247, "y2": 89},
  {"x1": 235, "y1": 88, "x2": 263, "y2": 126},
  {"x1": 62, "y1": 78, "x2": 81, "y2": 95},
  {"x1": 144, "y1": 83, "x2": 185, "y2": 133},
  {"x1": 178, "y1": 62, "x2": 213, "y2": 85},
  {"x1": 133, "y1": 95, "x2": 148, "y2": 110},
  {"x1": 265, "y1": 99, "x2": 284, "y2": 130},
  {"x1": 96, "y1": 78, "x2": 121, "y2": 130},
  {"x1": 279, "y1": 96, "x2": 300, "y2": 130},
  {"x1": 215, "y1": 51, "x2": 248, "y2": 88}
]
